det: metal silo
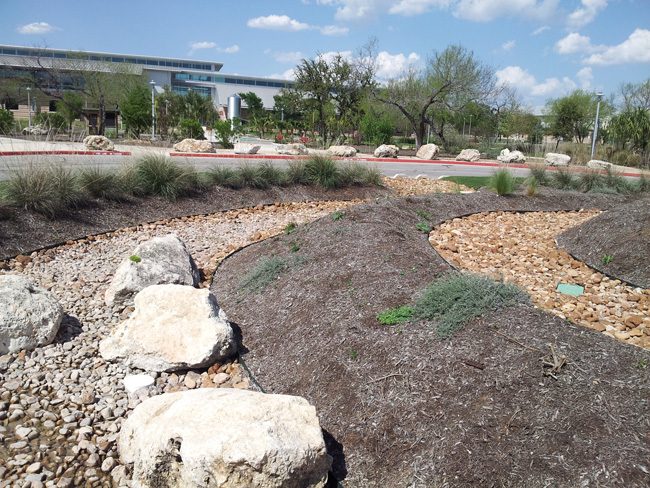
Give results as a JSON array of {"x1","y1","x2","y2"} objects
[{"x1": 227, "y1": 94, "x2": 241, "y2": 120}]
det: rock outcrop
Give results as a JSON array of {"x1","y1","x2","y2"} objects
[
  {"x1": 374, "y1": 144, "x2": 399, "y2": 158},
  {"x1": 100, "y1": 284, "x2": 236, "y2": 371},
  {"x1": 83, "y1": 135, "x2": 115, "y2": 151},
  {"x1": 234, "y1": 143, "x2": 261, "y2": 154},
  {"x1": 275, "y1": 143, "x2": 308, "y2": 155},
  {"x1": 0, "y1": 275, "x2": 64, "y2": 354},
  {"x1": 327, "y1": 145, "x2": 357, "y2": 157},
  {"x1": 456, "y1": 149, "x2": 481, "y2": 162},
  {"x1": 544, "y1": 153, "x2": 571, "y2": 166},
  {"x1": 119, "y1": 388, "x2": 331, "y2": 488},
  {"x1": 497, "y1": 148, "x2": 526, "y2": 164},
  {"x1": 416, "y1": 144, "x2": 440, "y2": 160},
  {"x1": 105, "y1": 234, "x2": 200, "y2": 308},
  {"x1": 172, "y1": 138, "x2": 214, "y2": 153}
]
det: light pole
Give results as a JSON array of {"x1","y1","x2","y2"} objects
[
  {"x1": 468, "y1": 114, "x2": 473, "y2": 140},
  {"x1": 26, "y1": 87, "x2": 32, "y2": 129},
  {"x1": 150, "y1": 80, "x2": 156, "y2": 141},
  {"x1": 590, "y1": 92, "x2": 603, "y2": 160}
]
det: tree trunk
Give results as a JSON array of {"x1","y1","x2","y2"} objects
[{"x1": 98, "y1": 94, "x2": 105, "y2": 136}]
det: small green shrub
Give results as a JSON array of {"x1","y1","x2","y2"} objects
[
  {"x1": 377, "y1": 306, "x2": 414, "y2": 325},
  {"x1": 601, "y1": 254, "x2": 613, "y2": 265},
  {"x1": 528, "y1": 164, "x2": 549, "y2": 186},
  {"x1": 526, "y1": 176, "x2": 538, "y2": 196},
  {"x1": 490, "y1": 168, "x2": 515, "y2": 196},
  {"x1": 415, "y1": 222, "x2": 431, "y2": 233},
  {"x1": 414, "y1": 273, "x2": 527, "y2": 338},
  {"x1": 240, "y1": 256, "x2": 287, "y2": 293},
  {"x1": 134, "y1": 155, "x2": 201, "y2": 200},
  {"x1": 0, "y1": 108, "x2": 14, "y2": 134},
  {"x1": 284, "y1": 222, "x2": 297, "y2": 234},
  {"x1": 579, "y1": 170, "x2": 605, "y2": 192},
  {"x1": 636, "y1": 173, "x2": 650, "y2": 192},
  {"x1": 332, "y1": 210, "x2": 344, "y2": 221},
  {"x1": 416, "y1": 209, "x2": 432, "y2": 221},
  {"x1": 286, "y1": 161, "x2": 309, "y2": 185},
  {"x1": 129, "y1": 255, "x2": 142, "y2": 263},
  {"x1": 290, "y1": 241, "x2": 300, "y2": 253},
  {"x1": 257, "y1": 162, "x2": 287, "y2": 187},
  {"x1": 178, "y1": 118, "x2": 205, "y2": 140},
  {"x1": 207, "y1": 166, "x2": 243, "y2": 188},
  {"x1": 552, "y1": 167, "x2": 578, "y2": 190},
  {"x1": 34, "y1": 112, "x2": 66, "y2": 131},
  {"x1": 603, "y1": 167, "x2": 633, "y2": 194},
  {"x1": 340, "y1": 164, "x2": 366, "y2": 186},
  {"x1": 305, "y1": 155, "x2": 341, "y2": 189},
  {"x1": 237, "y1": 164, "x2": 269, "y2": 189},
  {"x1": 79, "y1": 167, "x2": 128, "y2": 201}
]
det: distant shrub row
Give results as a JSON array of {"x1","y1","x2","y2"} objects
[
  {"x1": 528, "y1": 164, "x2": 649, "y2": 195},
  {"x1": 1, "y1": 155, "x2": 383, "y2": 219}
]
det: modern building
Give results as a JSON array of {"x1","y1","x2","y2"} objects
[{"x1": 0, "y1": 44, "x2": 293, "y2": 127}]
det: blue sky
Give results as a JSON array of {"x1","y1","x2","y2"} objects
[{"x1": 1, "y1": 0, "x2": 649, "y2": 112}]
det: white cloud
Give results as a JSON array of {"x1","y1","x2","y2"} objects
[
  {"x1": 318, "y1": 50, "x2": 354, "y2": 63},
  {"x1": 531, "y1": 25, "x2": 549, "y2": 36},
  {"x1": 320, "y1": 25, "x2": 349, "y2": 35},
  {"x1": 568, "y1": 0, "x2": 607, "y2": 29},
  {"x1": 375, "y1": 51, "x2": 420, "y2": 80},
  {"x1": 555, "y1": 32, "x2": 594, "y2": 54},
  {"x1": 576, "y1": 67, "x2": 592, "y2": 89},
  {"x1": 454, "y1": 0, "x2": 558, "y2": 22},
  {"x1": 247, "y1": 15, "x2": 310, "y2": 31},
  {"x1": 218, "y1": 45, "x2": 240, "y2": 54},
  {"x1": 502, "y1": 40, "x2": 516, "y2": 51},
  {"x1": 496, "y1": 65, "x2": 576, "y2": 97},
  {"x1": 388, "y1": 0, "x2": 452, "y2": 16},
  {"x1": 17, "y1": 22, "x2": 58, "y2": 34},
  {"x1": 272, "y1": 51, "x2": 304, "y2": 63},
  {"x1": 268, "y1": 68, "x2": 297, "y2": 80},
  {"x1": 190, "y1": 41, "x2": 217, "y2": 51},
  {"x1": 584, "y1": 28, "x2": 650, "y2": 65}
]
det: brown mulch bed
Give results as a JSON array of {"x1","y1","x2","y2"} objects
[
  {"x1": 0, "y1": 185, "x2": 388, "y2": 260},
  {"x1": 213, "y1": 189, "x2": 649, "y2": 487},
  {"x1": 557, "y1": 195, "x2": 650, "y2": 288}
]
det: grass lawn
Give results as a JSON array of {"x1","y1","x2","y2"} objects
[{"x1": 441, "y1": 175, "x2": 526, "y2": 190}]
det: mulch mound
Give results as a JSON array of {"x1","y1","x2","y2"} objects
[
  {"x1": 557, "y1": 195, "x2": 650, "y2": 288},
  {"x1": 0, "y1": 185, "x2": 388, "y2": 260},
  {"x1": 213, "y1": 189, "x2": 649, "y2": 487}
]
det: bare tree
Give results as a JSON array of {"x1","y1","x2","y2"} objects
[{"x1": 620, "y1": 79, "x2": 650, "y2": 111}]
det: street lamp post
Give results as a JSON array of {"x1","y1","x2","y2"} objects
[
  {"x1": 468, "y1": 115, "x2": 473, "y2": 140},
  {"x1": 590, "y1": 92, "x2": 603, "y2": 160},
  {"x1": 26, "y1": 87, "x2": 32, "y2": 129},
  {"x1": 150, "y1": 80, "x2": 156, "y2": 141}
]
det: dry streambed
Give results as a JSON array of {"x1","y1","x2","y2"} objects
[{"x1": 430, "y1": 210, "x2": 650, "y2": 349}]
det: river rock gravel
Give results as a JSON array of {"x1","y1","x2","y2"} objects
[{"x1": 0, "y1": 200, "x2": 359, "y2": 487}]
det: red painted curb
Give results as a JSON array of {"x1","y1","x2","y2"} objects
[{"x1": 0, "y1": 150, "x2": 131, "y2": 156}]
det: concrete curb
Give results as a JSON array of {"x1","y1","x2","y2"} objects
[{"x1": 0, "y1": 150, "x2": 132, "y2": 156}]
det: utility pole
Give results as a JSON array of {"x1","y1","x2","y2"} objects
[
  {"x1": 26, "y1": 87, "x2": 32, "y2": 129},
  {"x1": 150, "y1": 80, "x2": 156, "y2": 141}
]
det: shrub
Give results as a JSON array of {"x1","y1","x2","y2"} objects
[
  {"x1": 237, "y1": 164, "x2": 269, "y2": 189},
  {"x1": 528, "y1": 164, "x2": 548, "y2": 185},
  {"x1": 79, "y1": 167, "x2": 128, "y2": 201},
  {"x1": 332, "y1": 210, "x2": 344, "y2": 221},
  {"x1": 0, "y1": 108, "x2": 14, "y2": 134},
  {"x1": 636, "y1": 173, "x2": 650, "y2": 192},
  {"x1": 134, "y1": 155, "x2": 200, "y2": 200},
  {"x1": 305, "y1": 155, "x2": 341, "y2": 189},
  {"x1": 207, "y1": 166, "x2": 243, "y2": 188},
  {"x1": 339, "y1": 163, "x2": 366, "y2": 186},
  {"x1": 414, "y1": 273, "x2": 527, "y2": 338},
  {"x1": 603, "y1": 167, "x2": 633, "y2": 194},
  {"x1": 360, "y1": 111, "x2": 394, "y2": 145},
  {"x1": 579, "y1": 170, "x2": 605, "y2": 192},
  {"x1": 34, "y1": 112, "x2": 66, "y2": 131},
  {"x1": 377, "y1": 305, "x2": 414, "y2": 325},
  {"x1": 239, "y1": 256, "x2": 287, "y2": 293},
  {"x1": 526, "y1": 176, "x2": 538, "y2": 196},
  {"x1": 490, "y1": 168, "x2": 515, "y2": 196},
  {"x1": 213, "y1": 119, "x2": 235, "y2": 148},
  {"x1": 415, "y1": 222, "x2": 431, "y2": 233},
  {"x1": 286, "y1": 161, "x2": 309, "y2": 185},
  {"x1": 129, "y1": 255, "x2": 142, "y2": 263},
  {"x1": 257, "y1": 162, "x2": 287, "y2": 187},
  {"x1": 178, "y1": 118, "x2": 205, "y2": 140},
  {"x1": 552, "y1": 167, "x2": 578, "y2": 190},
  {"x1": 284, "y1": 222, "x2": 297, "y2": 234}
]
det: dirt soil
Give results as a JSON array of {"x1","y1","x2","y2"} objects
[
  {"x1": 557, "y1": 196, "x2": 650, "y2": 288},
  {"x1": 213, "y1": 189, "x2": 649, "y2": 488},
  {"x1": 0, "y1": 185, "x2": 388, "y2": 260}
]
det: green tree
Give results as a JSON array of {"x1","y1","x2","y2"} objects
[
  {"x1": 181, "y1": 90, "x2": 215, "y2": 125},
  {"x1": 608, "y1": 108, "x2": 650, "y2": 163},
  {"x1": 57, "y1": 92, "x2": 84, "y2": 135},
  {"x1": 239, "y1": 91, "x2": 264, "y2": 119},
  {"x1": 120, "y1": 84, "x2": 151, "y2": 137},
  {"x1": 178, "y1": 118, "x2": 205, "y2": 140},
  {"x1": 0, "y1": 108, "x2": 14, "y2": 134},
  {"x1": 155, "y1": 88, "x2": 183, "y2": 140},
  {"x1": 546, "y1": 90, "x2": 613, "y2": 144},
  {"x1": 359, "y1": 110, "x2": 394, "y2": 145},
  {"x1": 376, "y1": 45, "x2": 497, "y2": 149}
]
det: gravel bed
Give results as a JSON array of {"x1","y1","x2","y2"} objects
[{"x1": 0, "y1": 199, "x2": 358, "y2": 487}]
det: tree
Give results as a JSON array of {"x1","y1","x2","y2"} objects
[
  {"x1": 546, "y1": 90, "x2": 614, "y2": 144},
  {"x1": 57, "y1": 92, "x2": 83, "y2": 136},
  {"x1": 376, "y1": 45, "x2": 497, "y2": 149},
  {"x1": 620, "y1": 79, "x2": 650, "y2": 111},
  {"x1": 180, "y1": 90, "x2": 215, "y2": 125},
  {"x1": 120, "y1": 84, "x2": 151, "y2": 137},
  {"x1": 239, "y1": 91, "x2": 264, "y2": 119},
  {"x1": 608, "y1": 107, "x2": 650, "y2": 163},
  {"x1": 359, "y1": 109, "x2": 394, "y2": 145},
  {"x1": 155, "y1": 87, "x2": 183, "y2": 140},
  {"x1": 0, "y1": 109, "x2": 14, "y2": 134}
]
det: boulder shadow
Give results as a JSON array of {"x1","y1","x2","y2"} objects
[
  {"x1": 323, "y1": 428, "x2": 347, "y2": 485},
  {"x1": 229, "y1": 321, "x2": 249, "y2": 355},
  {"x1": 54, "y1": 314, "x2": 83, "y2": 344}
]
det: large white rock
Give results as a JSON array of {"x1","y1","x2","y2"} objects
[
  {"x1": 233, "y1": 143, "x2": 261, "y2": 155},
  {"x1": 544, "y1": 153, "x2": 571, "y2": 166},
  {"x1": 327, "y1": 145, "x2": 357, "y2": 157},
  {"x1": 119, "y1": 389, "x2": 331, "y2": 488},
  {"x1": 456, "y1": 149, "x2": 481, "y2": 162},
  {"x1": 275, "y1": 143, "x2": 308, "y2": 155},
  {"x1": 0, "y1": 275, "x2": 64, "y2": 354},
  {"x1": 587, "y1": 159, "x2": 613, "y2": 170},
  {"x1": 497, "y1": 148, "x2": 526, "y2": 164},
  {"x1": 105, "y1": 234, "x2": 200, "y2": 308},
  {"x1": 173, "y1": 139, "x2": 215, "y2": 153},
  {"x1": 374, "y1": 144, "x2": 399, "y2": 158},
  {"x1": 83, "y1": 135, "x2": 115, "y2": 151},
  {"x1": 100, "y1": 284, "x2": 235, "y2": 372},
  {"x1": 416, "y1": 144, "x2": 440, "y2": 160}
]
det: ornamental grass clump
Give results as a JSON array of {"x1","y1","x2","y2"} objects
[
  {"x1": 528, "y1": 164, "x2": 549, "y2": 186},
  {"x1": 285, "y1": 161, "x2": 309, "y2": 185},
  {"x1": 207, "y1": 166, "x2": 243, "y2": 189},
  {"x1": 79, "y1": 167, "x2": 128, "y2": 201},
  {"x1": 305, "y1": 155, "x2": 341, "y2": 189},
  {"x1": 134, "y1": 155, "x2": 201, "y2": 200},
  {"x1": 239, "y1": 256, "x2": 287, "y2": 293},
  {"x1": 237, "y1": 164, "x2": 269, "y2": 189},
  {"x1": 552, "y1": 167, "x2": 578, "y2": 190},
  {"x1": 490, "y1": 168, "x2": 515, "y2": 196}
]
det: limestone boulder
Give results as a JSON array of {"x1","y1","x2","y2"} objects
[
  {"x1": 416, "y1": 144, "x2": 440, "y2": 160},
  {"x1": 119, "y1": 388, "x2": 331, "y2": 488},
  {"x1": 327, "y1": 145, "x2": 357, "y2": 157},
  {"x1": 545, "y1": 153, "x2": 571, "y2": 166},
  {"x1": 233, "y1": 143, "x2": 261, "y2": 155},
  {"x1": 105, "y1": 234, "x2": 200, "y2": 308},
  {"x1": 587, "y1": 159, "x2": 613, "y2": 170},
  {"x1": 173, "y1": 138, "x2": 214, "y2": 153},
  {"x1": 374, "y1": 144, "x2": 399, "y2": 158},
  {"x1": 0, "y1": 275, "x2": 64, "y2": 354},
  {"x1": 456, "y1": 149, "x2": 481, "y2": 162},
  {"x1": 83, "y1": 135, "x2": 115, "y2": 151},
  {"x1": 275, "y1": 143, "x2": 308, "y2": 156},
  {"x1": 497, "y1": 148, "x2": 526, "y2": 164},
  {"x1": 100, "y1": 284, "x2": 236, "y2": 371}
]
